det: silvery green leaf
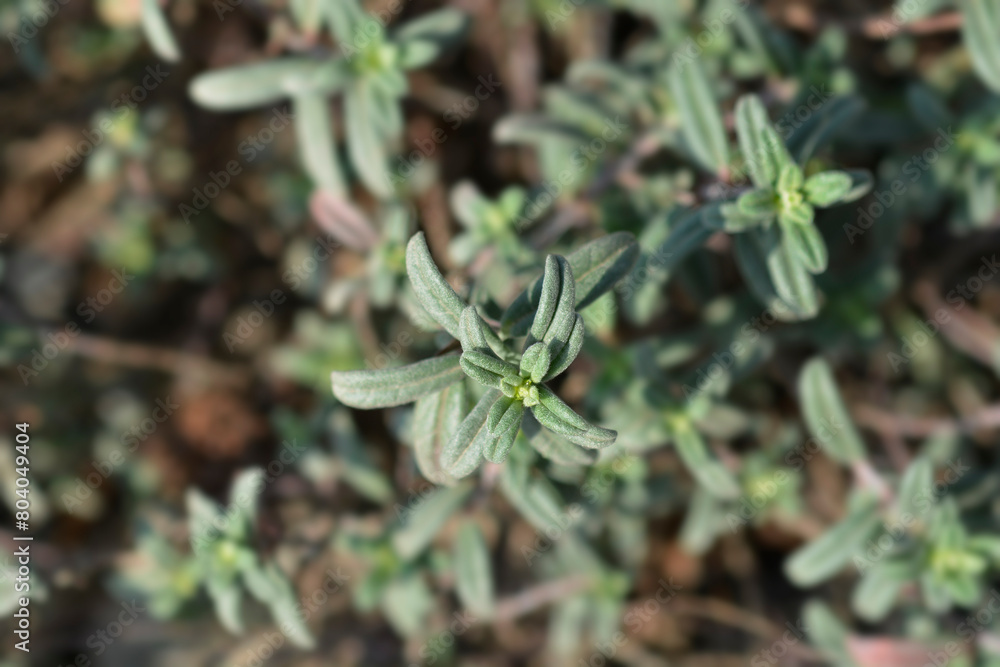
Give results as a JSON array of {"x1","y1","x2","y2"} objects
[
  {"x1": 493, "y1": 114, "x2": 591, "y2": 145},
  {"x1": 406, "y1": 232, "x2": 467, "y2": 339},
  {"x1": 392, "y1": 9, "x2": 469, "y2": 69},
  {"x1": 531, "y1": 386, "x2": 616, "y2": 449},
  {"x1": 852, "y1": 561, "x2": 911, "y2": 622},
  {"x1": 680, "y1": 486, "x2": 726, "y2": 555},
  {"x1": 670, "y1": 417, "x2": 740, "y2": 500},
  {"x1": 227, "y1": 468, "x2": 265, "y2": 529},
  {"x1": 798, "y1": 357, "x2": 866, "y2": 464},
  {"x1": 777, "y1": 164, "x2": 804, "y2": 194},
  {"x1": 839, "y1": 169, "x2": 874, "y2": 204},
  {"x1": 331, "y1": 354, "x2": 464, "y2": 408},
  {"x1": 666, "y1": 59, "x2": 730, "y2": 174},
  {"x1": 734, "y1": 226, "x2": 818, "y2": 320},
  {"x1": 736, "y1": 94, "x2": 782, "y2": 188},
  {"x1": 485, "y1": 396, "x2": 523, "y2": 463},
  {"x1": 324, "y1": 0, "x2": 367, "y2": 44},
  {"x1": 502, "y1": 232, "x2": 638, "y2": 335},
  {"x1": 803, "y1": 601, "x2": 854, "y2": 667},
  {"x1": 544, "y1": 314, "x2": 584, "y2": 381},
  {"x1": 381, "y1": 573, "x2": 433, "y2": 638},
  {"x1": 522, "y1": 411, "x2": 597, "y2": 466},
  {"x1": 896, "y1": 456, "x2": 933, "y2": 517},
  {"x1": 242, "y1": 562, "x2": 315, "y2": 648},
  {"x1": 454, "y1": 520, "x2": 495, "y2": 619},
  {"x1": 459, "y1": 306, "x2": 494, "y2": 356},
  {"x1": 965, "y1": 163, "x2": 997, "y2": 226},
  {"x1": 767, "y1": 225, "x2": 820, "y2": 318},
  {"x1": 441, "y1": 389, "x2": 501, "y2": 478},
  {"x1": 784, "y1": 495, "x2": 880, "y2": 586},
  {"x1": 779, "y1": 208, "x2": 827, "y2": 274},
  {"x1": 450, "y1": 181, "x2": 489, "y2": 229},
  {"x1": 190, "y1": 59, "x2": 346, "y2": 111},
  {"x1": 527, "y1": 256, "x2": 577, "y2": 361},
  {"x1": 499, "y1": 466, "x2": 568, "y2": 533},
  {"x1": 460, "y1": 350, "x2": 519, "y2": 390},
  {"x1": 520, "y1": 343, "x2": 552, "y2": 383},
  {"x1": 785, "y1": 95, "x2": 865, "y2": 164},
  {"x1": 206, "y1": 577, "x2": 243, "y2": 634},
  {"x1": 803, "y1": 171, "x2": 853, "y2": 207},
  {"x1": 961, "y1": 0, "x2": 1000, "y2": 93},
  {"x1": 345, "y1": 83, "x2": 393, "y2": 198},
  {"x1": 737, "y1": 189, "x2": 778, "y2": 219},
  {"x1": 293, "y1": 93, "x2": 345, "y2": 196},
  {"x1": 392, "y1": 481, "x2": 474, "y2": 560},
  {"x1": 141, "y1": 0, "x2": 181, "y2": 63},
  {"x1": 186, "y1": 488, "x2": 223, "y2": 551},
  {"x1": 413, "y1": 381, "x2": 468, "y2": 485}
]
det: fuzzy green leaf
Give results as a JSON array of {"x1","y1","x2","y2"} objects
[
  {"x1": 189, "y1": 59, "x2": 345, "y2": 111},
  {"x1": 460, "y1": 350, "x2": 519, "y2": 390},
  {"x1": 779, "y1": 207, "x2": 827, "y2": 274},
  {"x1": 522, "y1": 411, "x2": 597, "y2": 465},
  {"x1": 454, "y1": 521, "x2": 495, "y2": 619},
  {"x1": 777, "y1": 164, "x2": 804, "y2": 194},
  {"x1": 961, "y1": 0, "x2": 1000, "y2": 93},
  {"x1": 393, "y1": 9, "x2": 469, "y2": 69},
  {"x1": 803, "y1": 171, "x2": 853, "y2": 207},
  {"x1": 413, "y1": 381, "x2": 468, "y2": 485},
  {"x1": 441, "y1": 389, "x2": 501, "y2": 478},
  {"x1": 406, "y1": 232, "x2": 468, "y2": 339},
  {"x1": 527, "y1": 255, "x2": 577, "y2": 361},
  {"x1": 331, "y1": 354, "x2": 464, "y2": 408},
  {"x1": 797, "y1": 357, "x2": 866, "y2": 464},
  {"x1": 737, "y1": 189, "x2": 778, "y2": 219},
  {"x1": 531, "y1": 386, "x2": 616, "y2": 449},
  {"x1": 485, "y1": 395, "x2": 523, "y2": 463},
  {"x1": 852, "y1": 561, "x2": 910, "y2": 622},
  {"x1": 785, "y1": 496, "x2": 881, "y2": 586},
  {"x1": 670, "y1": 417, "x2": 740, "y2": 500},
  {"x1": 141, "y1": 0, "x2": 181, "y2": 63},
  {"x1": 520, "y1": 343, "x2": 552, "y2": 383},
  {"x1": 736, "y1": 95, "x2": 784, "y2": 188},
  {"x1": 544, "y1": 314, "x2": 585, "y2": 381},
  {"x1": 667, "y1": 59, "x2": 730, "y2": 174},
  {"x1": 293, "y1": 93, "x2": 346, "y2": 196},
  {"x1": 393, "y1": 482, "x2": 474, "y2": 560},
  {"x1": 502, "y1": 233, "x2": 638, "y2": 335},
  {"x1": 345, "y1": 83, "x2": 393, "y2": 198}
]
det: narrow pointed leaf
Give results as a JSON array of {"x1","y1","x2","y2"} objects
[
  {"x1": 502, "y1": 232, "x2": 638, "y2": 335},
  {"x1": 461, "y1": 350, "x2": 519, "y2": 390},
  {"x1": 294, "y1": 93, "x2": 346, "y2": 196},
  {"x1": 670, "y1": 418, "x2": 740, "y2": 500},
  {"x1": 331, "y1": 355, "x2": 463, "y2": 408},
  {"x1": 667, "y1": 59, "x2": 730, "y2": 173},
  {"x1": 522, "y1": 411, "x2": 597, "y2": 465},
  {"x1": 544, "y1": 314, "x2": 585, "y2": 381},
  {"x1": 413, "y1": 381, "x2": 468, "y2": 485},
  {"x1": 798, "y1": 357, "x2": 866, "y2": 464},
  {"x1": 520, "y1": 343, "x2": 552, "y2": 383},
  {"x1": 454, "y1": 521, "x2": 495, "y2": 619},
  {"x1": 803, "y1": 171, "x2": 852, "y2": 207},
  {"x1": 531, "y1": 386, "x2": 616, "y2": 449},
  {"x1": 190, "y1": 59, "x2": 344, "y2": 111},
  {"x1": 780, "y1": 209, "x2": 827, "y2": 274},
  {"x1": 141, "y1": 0, "x2": 181, "y2": 63},
  {"x1": 393, "y1": 482, "x2": 474, "y2": 560},
  {"x1": 738, "y1": 189, "x2": 778, "y2": 219},
  {"x1": 785, "y1": 496, "x2": 881, "y2": 586},
  {"x1": 441, "y1": 389, "x2": 501, "y2": 478},
  {"x1": 406, "y1": 232, "x2": 467, "y2": 339},
  {"x1": 345, "y1": 84, "x2": 393, "y2": 198},
  {"x1": 736, "y1": 94, "x2": 781, "y2": 188},
  {"x1": 961, "y1": 0, "x2": 1000, "y2": 93}
]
